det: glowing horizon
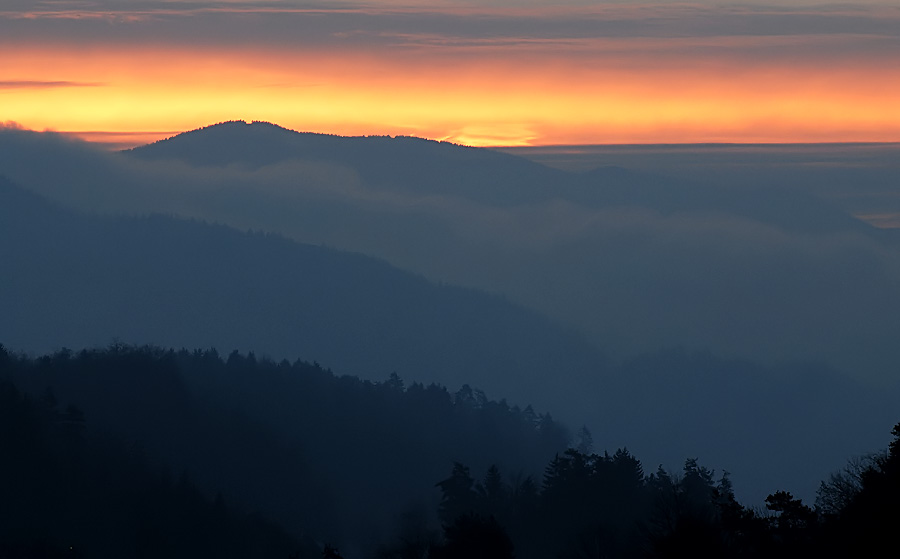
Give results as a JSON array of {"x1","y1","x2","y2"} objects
[{"x1": 2, "y1": 2, "x2": 900, "y2": 147}]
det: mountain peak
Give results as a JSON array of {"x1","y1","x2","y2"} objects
[
  {"x1": 133, "y1": 120, "x2": 439, "y2": 155},
  {"x1": 125, "y1": 120, "x2": 338, "y2": 167},
  {"x1": 133, "y1": 120, "x2": 303, "y2": 150},
  {"x1": 122, "y1": 120, "x2": 567, "y2": 206}
]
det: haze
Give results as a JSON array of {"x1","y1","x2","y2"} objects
[{"x1": 2, "y1": 2, "x2": 899, "y2": 558}]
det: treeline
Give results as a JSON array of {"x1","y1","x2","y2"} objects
[
  {"x1": 384, "y1": 428, "x2": 900, "y2": 558},
  {"x1": 0, "y1": 343, "x2": 568, "y2": 554},
  {"x1": 2, "y1": 343, "x2": 897, "y2": 558}
]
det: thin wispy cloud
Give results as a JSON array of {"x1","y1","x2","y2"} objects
[
  {"x1": 3, "y1": 1, "x2": 898, "y2": 144},
  {"x1": 5, "y1": 2, "x2": 899, "y2": 58},
  {"x1": 0, "y1": 80, "x2": 104, "y2": 88},
  {"x1": 5, "y1": 2, "x2": 900, "y2": 38}
]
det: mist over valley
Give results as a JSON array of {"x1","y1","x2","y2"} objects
[{"x1": 2, "y1": 121, "x2": 899, "y2": 557}]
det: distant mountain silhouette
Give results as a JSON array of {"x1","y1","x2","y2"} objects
[
  {"x1": 126, "y1": 121, "x2": 876, "y2": 236},
  {"x1": 0, "y1": 176, "x2": 605, "y2": 413},
  {"x1": 118, "y1": 122, "x2": 900, "y2": 382},
  {"x1": 4, "y1": 126, "x2": 900, "y2": 506},
  {"x1": 3, "y1": 174, "x2": 897, "y2": 506},
  {"x1": 4, "y1": 126, "x2": 892, "y2": 375},
  {"x1": 127, "y1": 121, "x2": 569, "y2": 207}
]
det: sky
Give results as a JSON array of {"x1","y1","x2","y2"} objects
[{"x1": 2, "y1": 0, "x2": 900, "y2": 146}]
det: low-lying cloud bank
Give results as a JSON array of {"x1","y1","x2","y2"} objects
[
  {"x1": 2, "y1": 124, "x2": 900, "y2": 505},
  {"x1": 2, "y1": 124, "x2": 899, "y2": 381}
]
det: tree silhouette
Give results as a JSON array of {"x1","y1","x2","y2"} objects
[
  {"x1": 436, "y1": 463, "x2": 478, "y2": 525},
  {"x1": 322, "y1": 545, "x2": 344, "y2": 559},
  {"x1": 432, "y1": 514, "x2": 514, "y2": 559}
]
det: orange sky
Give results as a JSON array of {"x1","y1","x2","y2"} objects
[{"x1": 2, "y1": 2, "x2": 900, "y2": 147}]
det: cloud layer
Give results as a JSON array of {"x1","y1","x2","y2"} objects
[{"x1": 3, "y1": 123, "x2": 900, "y2": 383}]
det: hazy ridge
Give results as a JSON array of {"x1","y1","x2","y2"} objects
[{"x1": 2, "y1": 126, "x2": 898, "y2": 507}]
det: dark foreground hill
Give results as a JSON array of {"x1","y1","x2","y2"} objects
[
  {"x1": 0, "y1": 371, "x2": 313, "y2": 559},
  {"x1": 2, "y1": 345, "x2": 898, "y2": 559},
  {"x1": 0, "y1": 176, "x2": 606, "y2": 414},
  {"x1": 0, "y1": 344, "x2": 569, "y2": 556}
]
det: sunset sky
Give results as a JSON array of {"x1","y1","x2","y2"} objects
[{"x1": 3, "y1": 0, "x2": 900, "y2": 147}]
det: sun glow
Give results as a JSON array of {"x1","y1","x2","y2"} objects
[{"x1": 3, "y1": 43, "x2": 900, "y2": 147}]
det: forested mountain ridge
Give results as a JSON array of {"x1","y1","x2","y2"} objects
[
  {"x1": 1, "y1": 174, "x2": 897, "y2": 505},
  {"x1": 0, "y1": 175, "x2": 607, "y2": 415},
  {"x1": 5, "y1": 122, "x2": 897, "y2": 383},
  {"x1": 411, "y1": 422, "x2": 900, "y2": 559},
  {"x1": 2, "y1": 344, "x2": 897, "y2": 558},
  {"x1": 0, "y1": 343, "x2": 569, "y2": 556}
]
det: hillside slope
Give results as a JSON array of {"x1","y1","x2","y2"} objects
[{"x1": 0, "y1": 177, "x2": 606, "y2": 414}]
